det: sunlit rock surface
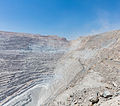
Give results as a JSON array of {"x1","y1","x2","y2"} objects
[
  {"x1": 0, "y1": 31, "x2": 69, "y2": 106},
  {"x1": 0, "y1": 30, "x2": 120, "y2": 106}
]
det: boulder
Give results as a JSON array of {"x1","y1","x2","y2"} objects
[
  {"x1": 89, "y1": 93, "x2": 99, "y2": 104},
  {"x1": 112, "y1": 81, "x2": 117, "y2": 87},
  {"x1": 102, "y1": 91, "x2": 113, "y2": 98}
]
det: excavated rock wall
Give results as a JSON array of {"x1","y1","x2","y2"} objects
[
  {"x1": 0, "y1": 30, "x2": 120, "y2": 106},
  {"x1": 0, "y1": 31, "x2": 69, "y2": 106}
]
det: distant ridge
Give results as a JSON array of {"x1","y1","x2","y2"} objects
[{"x1": 0, "y1": 30, "x2": 68, "y2": 41}]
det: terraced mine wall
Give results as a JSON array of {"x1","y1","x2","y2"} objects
[{"x1": 0, "y1": 31, "x2": 69, "y2": 106}]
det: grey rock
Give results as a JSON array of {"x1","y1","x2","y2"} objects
[
  {"x1": 112, "y1": 81, "x2": 118, "y2": 87},
  {"x1": 74, "y1": 100, "x2": 78, "y2": 104},
  {"x1": 89, "y1": 96, "x2": 99, "y2": 104},
  {"x1": 102, "y1": 91, "x2": 113, "y2": 98},
  {"x1": 115, "y1": 91, "x2": 120, "y2": 96}
]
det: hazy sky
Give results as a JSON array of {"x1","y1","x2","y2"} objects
[{"x1": 0, "y1": 0, "x2": 120, "y2": 39}]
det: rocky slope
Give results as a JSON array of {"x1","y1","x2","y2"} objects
[
  {"x1": 0, "y1": 30, "x2": 120, "y2": 106},
  {"x1": 46, "y1": 30, "x2": 120, "y2": 106}
]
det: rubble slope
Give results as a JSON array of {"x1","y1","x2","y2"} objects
[{"x1": 47, "y1": 30, "x2": 120, "y2": 106}]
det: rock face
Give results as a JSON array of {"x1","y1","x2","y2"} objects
[
  {"x1": 0, "y1": 31, "x2": 69, "y2": 106},
  {"x1": 0, "y1": 30, "x2": 120, "y2": 106}
]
